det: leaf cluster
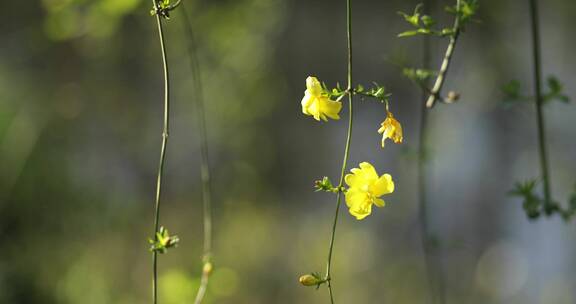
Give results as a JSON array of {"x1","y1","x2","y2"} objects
[
  {"x1": 322, "y1": 82, "x2": 391, "y2": 104},
  {"x1": 446, "y1": 0, "x2": 479, "y2": 27},
  {"x1": 403, "y1": 68, "x2": 436, "y2": 87},
  {"x1": 354, "y1": 83, "x2": 392, "y2": 103},
  {"x1": 322, "y1": 82, "x2": 347, "y2": 100},
  {"x1": 150, "y1": 0, "x2": 181, "y2": 19},
  {"x1": 502, "y1": 76, "x2": 571, "y2": 106},
  {"x1": 510, "y1": 180, "x2": 576, "y2": 221},
  {"x1": 149, "y1": 226, "x2": 180, "y2": 253},
  {"x1": 398, "y1": 4, "x2": 454, "y2": 38},
  {"x1": 398, "y1": 0, "x2": 479, "y2": 38},
  {"x1": 314, "y1": 176, "x2": 345, "y2": 194}
]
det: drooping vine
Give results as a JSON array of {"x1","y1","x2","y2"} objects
[
  {"x1": 147, "y1": 1, "x2": 182, "y2": 303},
  {"x1": 297, "y1": 1, "x2": 403, "y2": 303}
]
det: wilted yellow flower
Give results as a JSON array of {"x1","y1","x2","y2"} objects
[
  {"x1": 301, "y1": 76, "x2": 342, "y2": 121},
  {"x1": 344, "y1": 162, "x2": 394, "y2": 220},
  {"x1": 377, "y1": 111, "x2": 403, "y2": 148}
]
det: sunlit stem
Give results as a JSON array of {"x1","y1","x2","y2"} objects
[
  {"x1": 151, "y1": 1, "x2": 171, "y2": 303},
  {"x1": 179, "y1": 4, "x2": 215, "y2": 304},
  {"x1": 426, "y1": 0, "x2": 461, "y2": 108},
  {"x1": 528, "y1": 0, "x2": 552, "y2": 210},
  {"x1": 324, "y1": 0, "x2": 353, "y2": 303}
]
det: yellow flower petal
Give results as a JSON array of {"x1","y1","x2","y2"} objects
[
  {"x1": 344, "y1": 188, "x2": 364, "y2": 208},
  {"x1": 306, "y1": 76, "x2": 323, "y2": 96},
  {"x1": 319, "y1": 97, "x2": 342, "y2": 120},
  {"x1": 358, "y1": 162, "x2": 378, "y2": 180},
  {"x1": 301, "y1": 93, "x2": 313, "y2": 115},
  {"x1": 345, "y1": 163, "x2": 377, "y2": 189},
  {"x1": 371, "y1": 173, "x2": 394, "y2": 196},
  {"x1": 349, "y1": 200, "x2": 372, "y2": 220}
]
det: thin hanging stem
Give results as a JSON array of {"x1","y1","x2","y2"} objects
[
  {"x1": 528, "y1": 0, "x2": 552, "y2": 209},
  {"x1": 418, "y1": 6, "x2": 436, "y2": 304},
  {"x1": 417, "y1": 31, "x2": 434, "y2": 304},
  {"x1": 426, "y1": 0, "x2": 462, "y2": 108},
  {"x1": 324, "y1": 0, "x2": 353, "y2": 302},
  {"x1": 418, "y1": 2, "x2": 447, "y2": 303},
  {"x1": 151, "y1": 1, "x2": 171, "y2": 303},
  {"x1": 418, "y1": 5, "x2": 447, "y2": 303},
  {"x1": 179, "y1": 5, "x2": 214, "y2": 304}
]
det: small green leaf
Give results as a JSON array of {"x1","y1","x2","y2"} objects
[
  {"x1": 440, "y1": 28, "x2": 455, "y2": 36},
  {"x1": 421, "y1": 15, "x2": 435, "y2": 28},
  {"x1": 417, "y1": 28, "x2": 431, "y2": 35},
  {"x1": 403, "y1": 68, "x2": 435, "y2": 82},
  {"x1": 543, "y1": 76, "x2": 571, "y2": 104},
  {"x1": 501, "y1": 80, "x2": 532, "y2": 105},
  {"x1": 398, "y1": 30, "x2": 420, "y2": 38},
  {"x1": 502, "y1": 80, "x2": 521, "y2": 98}
]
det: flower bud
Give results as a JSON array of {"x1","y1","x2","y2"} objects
[
  {"x1": 445, "y1": 91, "x2": 460, "y2": 103},
  {"x1": 203, "y1": 262, "x2": 213, "y2": 275},
  {"x1": 299, "y1": 274, "x2": 322, "y2": 287}
]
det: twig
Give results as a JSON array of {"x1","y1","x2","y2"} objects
[{"x1": 426, "y1": 0, "x2": 462, "y2": 108}]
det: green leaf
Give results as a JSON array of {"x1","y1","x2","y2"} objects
[
  {"x1": 445, "y1": 0, "x2": 479, "y2": 25},
  {"x1": 543, "y1": 76, "x2": 571, "y2": 104},
  {"x1": 417, "y1": 28, "x2": 431, "y2": 35},
  {"x1": 501, "y1": 80, "x2": 532, "y2": 105},
  {"x1": 421, "y1": 15, "x2": 435, "y2": 28},
  {"x1": 441, "y1": 28, "x2": 455, "y2": 36},
  {"x1": 509, "y1": 179, "x2": 538, "y2": 197},
  {"x1": 403, "y1": 68, "x2": 435, "y2": 82},
  {"x1": 547, "y1": 76, "x2": 561, "y2": 93},
  {"x1": 398, "y1": 11, "x2": 420, "y2": 27},
  {"x1": 398, "y1": 30, "x2": 420, "y2": 38},
  {"x1": 502, "y1": 80, "x2": 521, "y2": 98}
]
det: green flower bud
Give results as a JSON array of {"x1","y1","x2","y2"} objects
[{"x1": 299, "y1": 274, "x2": 323, "y2": 287}]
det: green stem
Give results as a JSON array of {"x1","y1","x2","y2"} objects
[
  {"x1": 425, "y1": 0, "x2": 461, "y2": 108},
  {"x1": 151, "y1": 2, "x2": 171, "y2": 303},
  {"x1": 179, "y1": 5, "x2": 214, "y2": 304},
  {"x1": 418, "y1": 3, "x2": 446, "y2": 303},
  {"x1": 324, "y1": 0, "x2": 353, "y2": 302},
  {"x1": 528, "y1": 0, "x2": 552, "y2": 210},
  {"x1": 418, "y1": 7, "x2": 434, "y2": 304}
]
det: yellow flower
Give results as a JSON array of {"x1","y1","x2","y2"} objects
[
  {"x1": 377, "y1": 111, "x2": 403, "y2": 148},
  {"x1": 301, "y1": 76, "x2": 342, "y2": 121},
  {"x1": 344, "y1": 162, "x2": 394, "y2": 220}
]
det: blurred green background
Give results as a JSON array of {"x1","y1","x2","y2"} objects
[{"x1": 1, "y1": 0, "x2": 576, "y2": 303}]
